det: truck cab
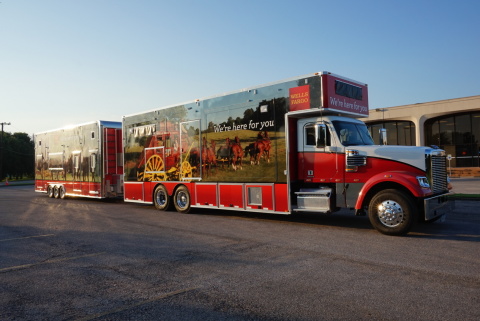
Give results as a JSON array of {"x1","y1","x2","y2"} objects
[{"x1": 293, "y1": 115, "x2": 452, "y2": 235}]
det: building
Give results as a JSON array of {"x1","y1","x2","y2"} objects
[{"x1": 360, "y1": 95, "x2": 480, "y2": 176}]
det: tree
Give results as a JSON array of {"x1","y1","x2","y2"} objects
[{"x1": 2, "y1": 132, "x2": 34, "y2": 180}]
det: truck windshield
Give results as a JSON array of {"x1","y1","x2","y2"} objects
[{"x1": 332, "y1": 121, "x2": 374, "y2": 146}]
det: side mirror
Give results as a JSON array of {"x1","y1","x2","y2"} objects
[{"x1": 316, "y1": 124, "x2": 330, "y2": 148}]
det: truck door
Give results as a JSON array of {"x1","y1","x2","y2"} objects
[{"x1": 299, "y1": 122, "x2": 340, "y2": 182}]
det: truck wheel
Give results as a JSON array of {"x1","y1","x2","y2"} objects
[
  {"x1": 154, "y1": 184, "x2": 171, "y2": 211},
  {"x1": 173, "y1": 185, "x2": 191, "y2": 214},
  {"x1": 368, "y1": 189, "x2": 416, "y2": 236},
  {"x1": 59, "y1": 185, "x2": 66, "y2": 199}
]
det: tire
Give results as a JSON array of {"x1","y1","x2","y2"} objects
[
  {"x1": 368, "y1": 189, "x2": 417, "y2": 236},
  {"x1": 59, "y1": 185, "x2": 66, "y2": 199},
  {"x1": 47, "y1": 185, "x2": 54, "y2": 198},
  {"x1": 173, "y1": 185, "x2": 191, "y2": 213},
  {"x1": 153, "y1": 184, "x2": 171, "y2": 211},
  {"x1": 53, "y1": 186, "x2": 60, "y2": 199}
]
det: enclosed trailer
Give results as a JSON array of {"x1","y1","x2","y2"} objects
[{"x1": 34, "y1": 120, "x2": 123, "y2": 199}]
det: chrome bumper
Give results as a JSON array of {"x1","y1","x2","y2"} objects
[{"x1": 424, "y1": 194, "x2": 454, "y2": 221}]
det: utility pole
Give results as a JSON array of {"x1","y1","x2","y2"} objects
[{"x1": 0, "y1": 122, "x2": 11, "y2": 181}]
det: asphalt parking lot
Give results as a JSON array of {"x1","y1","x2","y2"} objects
[{"x1": 0, "y1": 185, "x2": 479, "y2": 320}]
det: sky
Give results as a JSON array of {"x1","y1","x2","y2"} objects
[{"x1": 1, "y1": 0, "x2": 479, "y2": 136}]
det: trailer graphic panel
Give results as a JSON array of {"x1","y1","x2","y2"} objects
[{"x1": 124, "y1": 97, "x2": 288, "y2": 184}]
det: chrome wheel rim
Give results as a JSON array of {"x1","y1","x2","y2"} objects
[
  {"x1": 155, "y1": 190, "x2": 167, "y2": 206},
  {"x1": 377, "y1": 200, "x2": 404, "y2": 227},
  {"x1": 176, "y1": 191, "x2": 188, "y2": 209}
]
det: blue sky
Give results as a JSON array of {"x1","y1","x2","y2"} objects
[{"x1": 1, "y1": 0, "x2": 479, "y2": 135}]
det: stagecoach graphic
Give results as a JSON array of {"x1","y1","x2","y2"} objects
[
  {"x1": 134, "y1": 123, "x2": 197, "y2": 182},
  {"x1": 136, "y1": 144, "x2": 196, "y2": 182}
]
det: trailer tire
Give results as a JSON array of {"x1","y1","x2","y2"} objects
[
  {"x1": 173, "y1": 185, "x2": 191, "y2": 214},
  {"x1": 153, "y1": 184, "x2": 171, "y2": 211},
  {"x1": 53, "y1": 186, "x2": 60, "y2": 199},
  {"x1": 368, "y1": 189, "x2": 416, "y2": 236},
  {"x1": 47, "y1": 185, "x2": 54, "y2": 198},
  {"x1": 59, "y1": 185, "x2": 66, "y2": 199}
]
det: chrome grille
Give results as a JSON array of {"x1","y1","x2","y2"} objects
[
  {"x1": 430, "y1": 155, "x2": 447, "y2": 193},
  {"x1": 346, "y1": 155, "x2": 367, "y2": 166}
]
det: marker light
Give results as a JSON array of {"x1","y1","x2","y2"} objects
[{"x1": 417, "y1": 176, "x2": 430, "y2": 188}]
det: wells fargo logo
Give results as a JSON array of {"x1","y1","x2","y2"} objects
[{"x1": 289, "y1": 85, "x2": 310, "y2": 111}]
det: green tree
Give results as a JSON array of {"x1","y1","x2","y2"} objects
[{"x1": 2, "y1": 132, "x2": 34, "y2": 180}]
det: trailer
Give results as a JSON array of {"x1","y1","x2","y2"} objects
[
  {"x1": 34, "y1": 120, "x2": 123, "y2": 199},
  {"x1": 122, "y1": 71, "x2": 452, "y2": 235}
]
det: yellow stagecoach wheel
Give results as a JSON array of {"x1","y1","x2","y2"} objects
[
  {"x1": 180, "y1": 161, "x2": 192, "y2": 179},
  {"x1": 141, "y1": 154, "x2": 165, "y2": 181},
  {"x1": 146, "y1": 154, "x2": 164, "y2": 172}
]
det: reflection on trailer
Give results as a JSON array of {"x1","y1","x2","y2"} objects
[{"x1": 34, "y1": 121, "x2": 123, "y2": 199}]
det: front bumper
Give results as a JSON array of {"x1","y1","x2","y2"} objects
[{"x1": 424, "y1": 193, "x2": 454, "y2": 221}]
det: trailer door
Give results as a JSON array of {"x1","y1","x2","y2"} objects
[
  {"x1": 72, "y1": 151, "x2": 82, "y2": 192},
  {"x1": 179, "y1": 120, "x2": 201, "y2": 181}
]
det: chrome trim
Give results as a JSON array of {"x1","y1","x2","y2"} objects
[{"x1": 424, "y1": 194, "x2": 453, "y2": 221}]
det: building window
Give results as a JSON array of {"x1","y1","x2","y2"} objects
[
  {"x1": 367, "y1": 121, "x2": 416, "y2": 146},
  {"x1": 425, "y1": 112, "x2": 480, "y2": 167}
]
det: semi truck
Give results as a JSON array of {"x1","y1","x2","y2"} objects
[
  {"x1": 34, "y1": 121, "x2": 123, "y2": 199},
  {"x1": 123, "y1": 71, "x2": 452, "y2": 235}
]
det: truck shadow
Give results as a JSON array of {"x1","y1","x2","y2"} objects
[
  {"x1": 409, "y1": 221, "x2": 480, "y2": 242},
  {"x1": 190, "y1": 208, "x2": 480, "y2": 242},
  {"x1": 51, "y1": 196, "x2": 480, "y2": 242}
]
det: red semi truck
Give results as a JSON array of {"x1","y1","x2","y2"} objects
[
  {"x1": 34, "y1": 121, "x2": 123, "y2": 199},
  {"x1": 122, "y1": 72, "x2": 452, "y2": 235}
]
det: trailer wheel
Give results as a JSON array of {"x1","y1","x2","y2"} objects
[
  {"x1": 59, "y1": 185, "x2": 66, "y2": 199},
  {"x1": 368, "y1": 189, "x2": 416, "y2": 236},
  {"x1": 153, "y1": 184, "x2": 171, "y2": 211},
  {"x1": 173, "y1": 185, "x2": 191, "y2": 214},
  {"x1": 47, "y1": 185, "x2": 54, "y2": 198},
  {"x1": 53, "y1": 186, "x2": 60, "y2": 199}
]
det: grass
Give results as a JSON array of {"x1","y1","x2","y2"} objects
[{"x1": 448, "y1": 193, "x2": 480, "y2": 200}]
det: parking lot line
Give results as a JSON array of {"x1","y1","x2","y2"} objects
[
  {"x1": 0, "y1": 252, "x2": 105, "y2": 273},
  {"x1": 0, "y1": 234, "x2": 55, "y2": 242},
  {"x1": 76, "y1": 287, "x2": 200, "y2": 321}
]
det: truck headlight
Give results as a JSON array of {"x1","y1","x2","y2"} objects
[{"x1": 417, "y1": 176, "x2": 430, "y2": 188}]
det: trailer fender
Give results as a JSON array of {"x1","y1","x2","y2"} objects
[{"x1": 355, "y1": 171, "x2": 431, "y2": 209}]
